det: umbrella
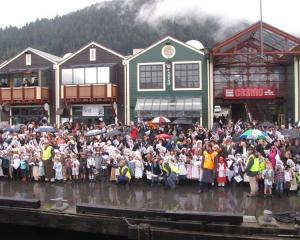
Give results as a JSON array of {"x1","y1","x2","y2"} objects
[
  {"x1": 258, "y1": 121, "x2": 275, "y2": 128},
  {"x1": 172, "y1": 118, "x2": 193, "y2": 125},
  {"x1": 35, "y1": 126, "x2": 56, "y2": 133},
  {"x1": 2, "y1": 127, "x2": 14, "y2": 133},
  {"x1": 105, "y1": 129, "x2": 122, "y2": 138},
  {"x1": 85, "y1": 129, "x2": 105, "y2": 137},
  {"x1": 279, "y1": 129, "x2": 300, "y2": 139},
  {"x1": 14, "y1": 124, "x2": 26, "y2": 131},
  {"x1": 152, "y1": 116, "x2": 171, "y2": 124},
  {"x1": 295, "y1": 121, "x2": 300, "y2": 127},
  {"x1": 240, "y1": 129, "x2": 267, "y2": 140},
  {"x1": 156, "y1": 133, "x2": 172, "y2": 139}
]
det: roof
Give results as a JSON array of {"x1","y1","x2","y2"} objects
[
  {"x1": 126, "y1": 36, "x2": 204, "y2": 62},
  {"x1": 58, "y1": 41, "x2": 125, "y2": 66},
  {"x1": 29, "y1": 48, "x2": 62, "y2": 63},
  {"x1": 212, "y1": 21, "x2": 300, "y2": 55},
  {"x1": 0, "y1": 47, "x2": 62, "y2": 70}
]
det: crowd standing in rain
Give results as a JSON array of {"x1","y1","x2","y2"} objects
[{"x1": 1, "y1": 115, "x2": 300, "y2": 198}]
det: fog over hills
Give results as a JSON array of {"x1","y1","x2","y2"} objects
[{"x1": 0, "y1": 0, "x2": 249, "y2": 61}]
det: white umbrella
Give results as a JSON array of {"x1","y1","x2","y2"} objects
[
  {"x1": 151, "y1": 116, "x2": 171, "y2": 124},
  {"x1": 85, "y1": 129, "x2": 105, "y2": 137}
]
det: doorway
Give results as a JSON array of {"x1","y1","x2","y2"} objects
[{"x1": 231, "y1": 103, "x2": 245, "y2": 122}]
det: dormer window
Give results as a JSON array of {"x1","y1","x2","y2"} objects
[
  {"x1": 25, "y1": 53, "x2": 31, "y2": 66},
  {"x1": 89, "y1": 48, "x2": 96, "y2": 61}
]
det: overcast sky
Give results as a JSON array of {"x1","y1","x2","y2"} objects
[{"x1": 0, "y1": 0, "x2": 299, "y2": 35}]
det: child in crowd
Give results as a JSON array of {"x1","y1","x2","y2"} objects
[
  {"x1": 275, "y1": 161, "x2": 285, "y2": 197},
  {"x1": 11, "y1": 154, "x2": 21, "y2": 181},
  {"x1": 72, "y1": 154, "x2": 80, "y2": 181},
  {"x1": 284, "y1": 165, "x2": 292, "y2": 196},
  {"x1": 20, "y1": 155, "x2": 28, "y2": 182},
  {"x1": 53, "y1": 156, "x2": 63, "y2": 182},
  {"x1": 38, "y1": 159, "x2": 45, "y2": 181},
  {"x1": 217, "y1": 156, "x2": 226, "y2": 187},
  {"x1": 262, "y1": 161, "x2": 274, "y2": 197},
  {"x1": 87, "y1": 152, "x2": 96, "y2": 181},
  {"x1": 65, "y1": 155, "x2": 73, "y2": 182}
]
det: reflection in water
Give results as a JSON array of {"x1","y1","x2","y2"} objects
[{"x1": 0, "y1": 181, "x2": 299, "y2": 216}]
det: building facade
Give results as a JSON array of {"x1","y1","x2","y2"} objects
[
  {"x1": 0, "y1": 48, "x2": 61, "y2": 125},
  {"x1": 56, "y1": 42, "x2": 125, "y2": 125},
  {"x1": 212, "y1": 22, "x2": 300, "y2": 124},
  {"x1": 124, "y1": 36, "x2": 211, "y2": 127}
]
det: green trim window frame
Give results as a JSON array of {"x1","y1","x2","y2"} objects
[
  {"x1": 61, "y1": 67, "x2": 110, "y2": 85},
  {"x1": 137, "y1": 63, "x2": 165, "y2": 91},
  {"x1": 172, "y1": 61, "x2": 202, "y2": 90}
]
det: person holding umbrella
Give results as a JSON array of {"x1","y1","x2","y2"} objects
[{"x1": 245, "y1": 146, "x2": 259, "y2": 197}]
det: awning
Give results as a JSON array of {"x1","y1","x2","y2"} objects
[{"x1": 135, "y1": 97, "x2": 202, "y2": 118}]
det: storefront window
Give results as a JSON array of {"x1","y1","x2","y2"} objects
[
  {"x1": 174, "y1": 63, "x2": 201, "y2": 89},
  {"x1": 139, "y1": 64, "x2": 164, "y2": 90}
]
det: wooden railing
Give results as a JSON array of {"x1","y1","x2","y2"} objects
[
  {"x1": 61, "y1": 84, "x2": 117, "y2": 102},
  {"x1": 0, "y1": 87, "x2": 48, "y2": 103}
]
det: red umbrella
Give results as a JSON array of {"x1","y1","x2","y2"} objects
[
  {"x1": 152, "y1": 116, "x2": 171, "y2": 124},
  {"x1": 156, "y1": 133, "x2": 172, "y2": 139}
]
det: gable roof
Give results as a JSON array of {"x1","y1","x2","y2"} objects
[
  {"x1": 58, "y1": 41, "x2": 125, "y2": 66},
  {"x1": 126, "y1": 36, "x2": 204, "y2": 62},
  {"x1": 212, "y1": 21, "x2": 300, "y2": 54},
  {"x1": 0, "y1": 47, "x2": 62, "y2": 70}
]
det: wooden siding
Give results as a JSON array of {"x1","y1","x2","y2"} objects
[
  {"x1": 128, "y1": 38, "x2": 209, "y2": 127},
  {"x1": 60, "y1": 44, "x2": 125, "y2": 123}
]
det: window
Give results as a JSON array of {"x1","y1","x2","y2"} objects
[
  {"x1": 139, "y1": 64, "x2": 164, "y2": 90},
  {"x1": 89, "y1": 48, "x2": 96, "y2": 61},
  {"x1": 97, "y1": 67, "x2": 110, "y2": 83},
  {"x1": 174, "y1": 62, "x2": 201, "y2": 89},
  {"x1": 62, "y1": 69, "x2": 73, "y2": 85},
  {"x1": 85, "y1": 67, "x2": 97, "y2": 84},
  {"x1": 25, "y1": 53, "x2": 31, "y2": 66},
  {"x1": 73, "y1": 68, "x2": 85, "y2": 84}
]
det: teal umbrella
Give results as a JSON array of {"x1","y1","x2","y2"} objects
[{"x1": 240, "y1": 129, "x2": 267, "y2": 140}]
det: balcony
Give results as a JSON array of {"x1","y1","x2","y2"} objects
[
  {"x1": 0, "y1": 87, "x2": 48, "y2": 104},
  {"x1": 61, "y1": 84, "x2": 117, "y2": 103}
]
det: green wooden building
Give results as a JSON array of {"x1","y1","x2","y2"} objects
[{"x1": 124, "y1": 36, "x2": 212, "y2": 127}]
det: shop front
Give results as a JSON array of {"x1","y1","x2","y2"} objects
[
  {"x1": 11, "y1": 106, "x2": 47, "y2": 125},
  {"x1": 65, "y1": 104, "x2": 114, "y2": 125}
]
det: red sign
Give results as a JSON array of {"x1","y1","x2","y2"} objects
[{"x1": 224, "y1": 87, "x2": 276, "y2": 99}]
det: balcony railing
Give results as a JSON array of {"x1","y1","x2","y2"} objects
[
  {"x1": 0, "y1": 87, "x2": 48, "y2": 104},
  {"x1": 61, "y1": 84, "x2": 117, "y2": 102}
]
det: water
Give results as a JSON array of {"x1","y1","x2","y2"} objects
[{"x1": 0, "y1": 180, "x2": 299, "y2": 216}]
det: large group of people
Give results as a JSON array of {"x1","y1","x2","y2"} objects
[{"x1": 1, "y1": 116, "x2": 300, "y2": 198}]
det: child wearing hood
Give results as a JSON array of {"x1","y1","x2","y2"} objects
[{"x1": 217, "y1": 156, "x2": 227, "y2": 187}]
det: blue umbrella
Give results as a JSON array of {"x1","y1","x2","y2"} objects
[
  {"x1": 2, "y1": 127, "x2": 14, "y2": 133},
  {"x1": 35, "y1": 126, "x2": 56, "y2": 133}
]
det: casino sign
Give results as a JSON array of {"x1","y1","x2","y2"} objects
[{"x1": 224, "y1": 87, "x2": 276, "y2": 99}]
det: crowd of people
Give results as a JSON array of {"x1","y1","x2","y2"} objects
[{"x1": 0, "y1": 116, "x2": 300, "y2": 198}]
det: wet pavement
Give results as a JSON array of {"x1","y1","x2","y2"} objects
[{"x1": 0, "y1": 180, "x2": 299, "y2": 216}]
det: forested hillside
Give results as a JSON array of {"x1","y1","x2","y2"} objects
[{"x1": 0, "y1": 0, "x2": 248, "y2": 61}]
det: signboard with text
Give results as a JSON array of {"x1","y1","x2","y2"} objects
[
  {"x1": 224, "y1": 87, "x2": 276, "y2": 99},
  {"x1": 82, "y1": 105, "x2": 104, "y2": 117}
]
